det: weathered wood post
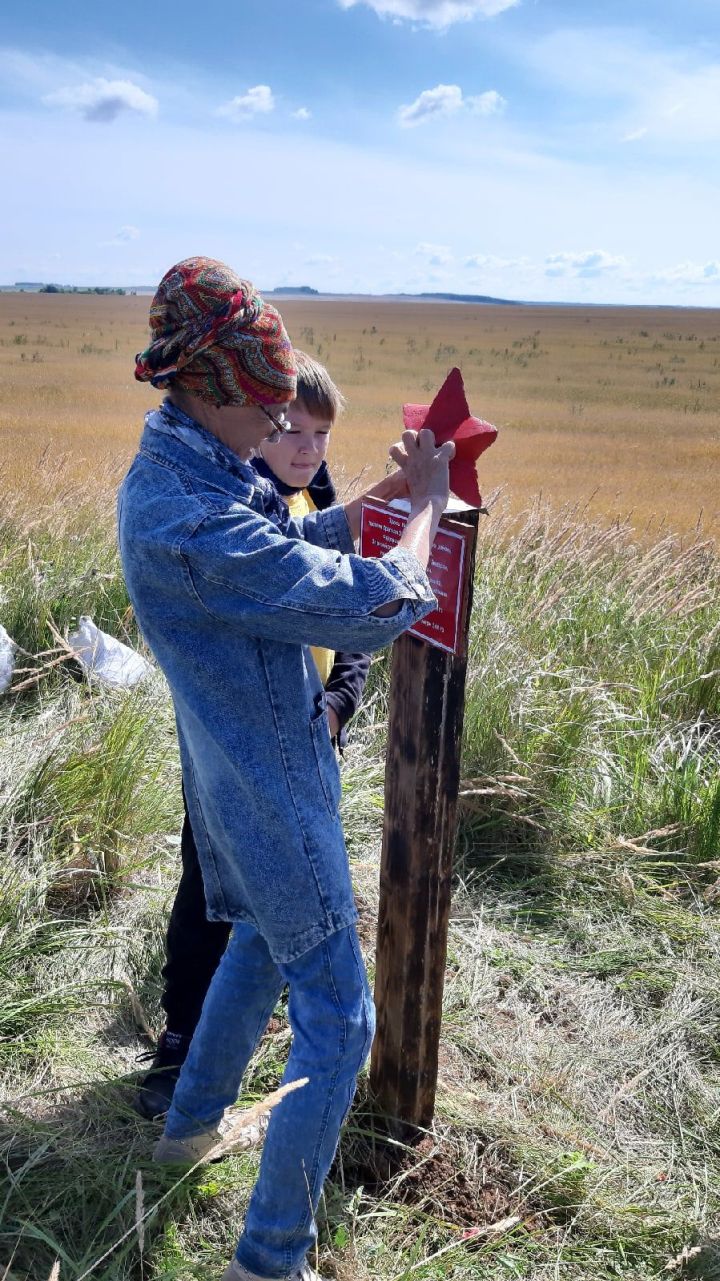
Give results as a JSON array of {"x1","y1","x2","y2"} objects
[
  {"x1": 361, "y1": 501, "x2": 480, "y2": 1131},
  {"x1": 360, "y1": 366, "x2": 496, "y2": 1133}
]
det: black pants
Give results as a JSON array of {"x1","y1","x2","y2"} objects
[{"x1": 161, "y1": 798, "x2": 231, "y2": 1037}]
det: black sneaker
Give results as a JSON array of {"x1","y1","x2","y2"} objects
[{"x1": 133, "y1": 1030, "x2": 191, "y2": 1120}]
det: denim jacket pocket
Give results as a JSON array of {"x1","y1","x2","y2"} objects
[{"x1": 310, "y1": 698, "x2": 342, "y2": 817}]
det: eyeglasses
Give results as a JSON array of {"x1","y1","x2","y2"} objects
[{"x1": 259, "y1": 405, "x2": 293, "y2": 443}]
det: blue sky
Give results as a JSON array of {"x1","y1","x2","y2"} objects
[{"x1": 2, "y1": 0, "x2": 719, "y2": 303}]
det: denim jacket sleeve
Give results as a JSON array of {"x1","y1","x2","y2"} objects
[{"x1": 179, "y1": 497, "x2": 437, "y2": 652}]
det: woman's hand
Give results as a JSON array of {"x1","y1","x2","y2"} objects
[
  {"x1": 369, "y1": 431, "x2": 456, "y2": 616},
  {"x1": 342, "y1": 429, "x2": 453, "y2": 541},
  {"x1": 389, "y1": 428, "x2": 455, "y2": 510}
]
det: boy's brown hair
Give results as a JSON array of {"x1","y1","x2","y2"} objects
[{"x1": 294, "y1": 350, "x2": 345, "y2": 423}]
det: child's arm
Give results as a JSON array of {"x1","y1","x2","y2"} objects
[
  {"x1": 310, "y1": 463, "x2": 372, "y2": 738},
  {"x1": 323, "y1": 650, "x2": 371, "y2": 736}
]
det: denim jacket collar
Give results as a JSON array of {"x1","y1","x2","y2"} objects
[
  {"x1": 144, "y1": 398, "x2": 291, "y2": 532},
  {"x1": 148, "y1": 398, "x2": 256, "y2": 484}
]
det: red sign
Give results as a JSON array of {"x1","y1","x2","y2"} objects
[{"x1": 360, "y1": 499, "x2": 474, "y2": 656}]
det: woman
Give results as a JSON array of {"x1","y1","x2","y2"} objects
[{"x1": 119, "y1": 257, "x2": 453, "y2": 1281}]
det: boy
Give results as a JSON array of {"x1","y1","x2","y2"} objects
[{"x1": 135, "y1": 352, "x2": 371, "y2": 1119}]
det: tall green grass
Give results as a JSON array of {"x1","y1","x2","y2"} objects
[
  {"x1": 461, "y1": 503, "x2": 720, "y2": 871},
  {"x1": 1, "y1": 487, "x2": 719, "y2": 1280}
]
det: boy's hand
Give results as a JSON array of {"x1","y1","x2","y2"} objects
[
  {"x1": 389, "y1": 429, "x2": 455, "y2": 509},
  {"x1": 343, "y1": 468, "x2": 407, "y2": 540},
  {"x1": 327, "y1": 707, "x2": 341, "y2": 740},
  {"x1": 365, "y1": 470, "x2": 409, "y2": 505}
]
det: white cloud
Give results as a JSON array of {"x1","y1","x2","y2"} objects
[
  {"x1": 0, "y1": 48, "x2": 69, "y2": 94},
  {"x1": 470, "y1": 90, "x2": 506, "y2": 116},
  {"x1": 650, "y1": 259, "x2": 720, "y2": 287},
  {"x1": 398, "y1": 82, "x2": 505, "y2": 126},
  {"x1": 622, "y1": 127, "x2": 648, "y2": 143},
  {"x1": 415, "y1": 241, "x2": 453, "y2": 265},
  {"x1": 103, "y1": 225, "x2": 140, "y2": 246},
  {"x1": 527, "y1": 29, "x2": 720, "y2": 147},
  {"x1": 649, "y1": 66, "x2": 720, "y2": 144},
  {"x1": 292, "y1": 107, "x2": 312, "y2": 121},
  {"x1": 465, "y1": 252, "x2": 529, "y2": 271},
  {"x1": 400, "y1": 84, "x2": 462, "y2": 125},
  {"x1": 43, "y1": 78, "x2": 158, "y2": 123},
  {"x1": 545, "y1": 249, "x2": 627, "y2": 279},
  {"x1": 218, "y1": 85, "x2": 275, "y2": 121},
  {"x1": 338, "y1": 0, "x2": 518, "y2": 28}
]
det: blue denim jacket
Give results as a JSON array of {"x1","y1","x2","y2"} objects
[{"x1": 118, "y1": 401, "x2": 436, "y2": 963}]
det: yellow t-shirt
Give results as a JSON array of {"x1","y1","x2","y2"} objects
[{"x1": 286, "y1": 489, "x2": 335, "y2": 685}]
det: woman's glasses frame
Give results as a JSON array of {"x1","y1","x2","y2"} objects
[{"x1": 259, "y1": 406, "x2": 293, "y2": 443}]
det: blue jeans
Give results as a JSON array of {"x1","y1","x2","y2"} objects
[{"x1": 164, "y1": 921, "x2": 375, "y2": 1279}]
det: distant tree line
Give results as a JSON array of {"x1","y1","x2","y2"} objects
[{"x1": 39, "y1": 285, "x2": 127, "y2": 295}]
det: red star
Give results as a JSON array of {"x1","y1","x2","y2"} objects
[{"x1": 403, "y1": 367, "x2": 497, "y2": 507}]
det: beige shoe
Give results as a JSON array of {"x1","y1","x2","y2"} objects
[
  {"x1": 220, "y1": 1257, "x2": 321, "y2": 1280},
  {"x1": 153, "y1": 1109, "x2": 270, "y2": 1166},
  {"x1": 152, "y1": 1127, "x2": 222, "y2": 1165}
]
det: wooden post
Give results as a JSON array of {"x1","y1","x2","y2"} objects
[{"x1": 370, "y1": 508, "x2": 479, "y2": 1131}]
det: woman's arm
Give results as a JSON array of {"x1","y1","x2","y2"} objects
[
  {"x1": 180, "y1": 502, "x2": 436, "y2": 653},
  {"x1": 177, "y1": 428, "x2": 453, "y2": 650},
  {"x1": 343, "y1": 429, "x2": 454, "y2": 618},
  {"x1": 343, "y1": 430, "x2": 453, "y2": 555}
]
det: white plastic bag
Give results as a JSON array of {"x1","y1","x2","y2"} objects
[
  {"x1": 67, "y1": 616, "x2": 152, "y2": 688},
  {"x1": 0, "y1": 624, "x2": 15, "y2": 693}
]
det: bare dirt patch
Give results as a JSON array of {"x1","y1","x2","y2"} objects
[{"x1": 337, "y1": 1123, "x2": 514, "y2": 1230}]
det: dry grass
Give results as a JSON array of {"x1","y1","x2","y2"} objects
[
  {"x1": 2, "y1": 481, "x2": 720, "y2": 1278},
  {"x1": 1, "y1": 294, "x2": 719, "y2": 538}
]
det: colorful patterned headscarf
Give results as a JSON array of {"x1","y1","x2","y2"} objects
[{"x1": 134, "y1": 257, "x2": 296, "y2": 406}]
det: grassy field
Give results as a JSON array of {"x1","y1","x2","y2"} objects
[
  {"x1": 2, "y1": 293, "x2": 720, "y2": 1279},
  {"x1": 1, "y1": 293, "x2": 719, "y2": 538},
  {"x1": 2, "y1": 470, "x2": 720, "y2": 1280}
]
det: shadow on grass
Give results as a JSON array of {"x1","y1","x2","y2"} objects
[
  {"x1": 0, "y1": 1075, "x2": 192, "y2": 1281},
  {"x1": 687, "y1": 1242, "x2": 720, "y2": 1281},
  {"x1": 454, "y1": 803, "x2": 569, "y2": 930}
]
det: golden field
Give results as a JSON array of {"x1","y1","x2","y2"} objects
[{"x1": 1, "y1": 292, "x2": 718, "y2": 537}]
